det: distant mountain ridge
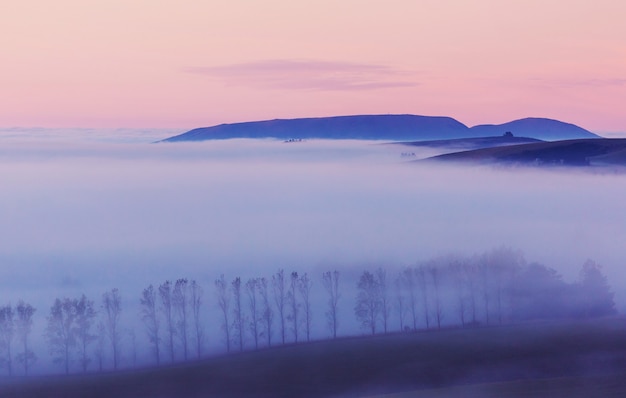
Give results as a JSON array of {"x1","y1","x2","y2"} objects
[
  {"x1": 470, "y1": 118, "x2": 596, "y2": 141},
  {"x1": 161, "y1": 115, "x2": 599, "y2": 142}
]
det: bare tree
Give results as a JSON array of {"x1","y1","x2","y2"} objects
[
  {"x1": 128, "y1": 329, "x2": 137, "y2": 368},
  {"x1": 189, "y1": 280, "x2": 204, "y2": 358},
  {"x1": 0, "y1": 305, "x2": 15, "y2": 375},
  {"x1": 215, "y1": 274, "x2": 231, "y2": 352},
  {"x1": 487, "y1": 247, "x2": 523, "y2": 323},
  {"x1": 416, "y1": 265, "x2": 431, "y2": 329},
  {"x1": 288, "y1": 271, "x2": 299, "y2": 343},
  {"x1": 298, "y1": 273, "x2": 313, "y2": 342},
  {"x1": 140, "y1": 284, "x2": 161, "y2": 365},
  {"x1": 231, "y1": 277, "x2": 244, "y2": 351},
  {"x1": 399, "y1": 267, "x2": 418, "y2": 330},
  {"x1": 258, "y1": 277, "x2": 273, "y2": 347},
  {"x1": 322, "y1": 270, "x2": 340, "y2": 338},
  {"x1": 102, "y1": 288, "x2": 122, "y2": 370},
  {"x1": 246, "y1": 278, "x2": 260, "y2": 350},
  {"x1": 394, "y1": 273, "x2": 409, "y2": 332},
  {"x1": 75, "y1": 294, "x2": 96, "y2": 372},
  {"x1": 463, "y1": 257, "x2": 479, "y2": 324},
  {"x1": 45, "y1": 298, "x2": 76, "y2": 374},
  {"x1": 448, "y1": 258, "x2": 468, "y2": 326},
  {"x1": 511, "y1": 261, "x2": 582, "y2": 320},
  {"x1": 578, "y1": 259, "x2": 616, "y2": 317},
  {"x1": 478, "y1": 259, "x2": 491, "y2": 324},
  {"x1": 94, "y1": 322, "x2": 106, "y2": 372},
  {"x1": 173, "y1": 278, "x2": 189, "y2": 360},
  {"x1": 376, "y1": 268, "x2": 391, "y2": 334},
  {"x1": 272, "y1": 269, "x2": 288, "y2": 344},
  {"x1": 354, "y1": 271, "x2": 381, "y2": 335},
  {"x1": 159, "y1": 280, "x2": 176, "y2": 362},
  {"x1": 428, "y1": 264, "x2": 444, "y2": 329},
  {"x1": 475, "y1": 248, "x2": 520, "y2": 325},
  {"x1": 15, "y1": 301, "x2": 36, "y2": 375}
]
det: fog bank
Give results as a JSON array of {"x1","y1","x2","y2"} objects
[
  {"x1": 1, "y1": 129, "x2": 626, "y2": 372},
  {"x1": 2, "y1": 132, "x2": 625, "y2": 294}
]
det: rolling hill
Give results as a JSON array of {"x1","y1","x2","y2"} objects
[
  {"x1": 161, "y1": 115, "x2": 599, "y2": 143},
  {"x1": 4, "y1": 318, "x2": 626, "y2": 398},
  {"x1": 426, "y1": 138, "x2": 626, "y2": 167},
  {"x1": 470, "y1": 117, "x2": 598, "y2": 141},
  {"x1": 396, "y1": 134, "x2": 543, "y2": 151}
]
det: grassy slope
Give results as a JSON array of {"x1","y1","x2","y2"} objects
[
  {"x1": 427, "y1": 138, "x2": 626, "y2": 166},
  {"x1": 3, "y1": 318, "x2": 626, "y2": 397},
  {"x1": 371, "y1": 373, "x2": 626, "y2": 398},
  {"x1": 396, "y1": 135, "x2": 542, "y2": 151}
]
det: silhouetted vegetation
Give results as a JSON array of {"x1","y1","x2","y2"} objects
[
  {"x1": 102, "y1": 289, "x2": 122, "y2": 370},
  {"x1": 0, "y1": 247, "x2": 620, "y2": 398},
  {"x1": 0, "y1": 304, "x2": 16, "y2": 376},
  {"x1": 322, "y1": 270, "x2": 341, "y2": 338},
  {"x1": 14, "y1": 301, "x2": 36, "y2": 375}
]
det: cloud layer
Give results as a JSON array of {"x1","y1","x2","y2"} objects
[
  {"x1": 2, "y1": 130, "x2": 626, "y2": 371},
  {"x1": 186, "y1": 59, "x2": 418, "y2": 91}
]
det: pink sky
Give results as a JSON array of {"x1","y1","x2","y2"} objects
[{"x1": 1, "y1": 0, "x2": 625, "y2": 133}]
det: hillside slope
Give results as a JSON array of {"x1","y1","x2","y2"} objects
[
  {"x1": 4, "y1": 319, "x2": 626, "y2": 398},
  {"x1": 427, "y1": 138, "x2": 626, "y2": 166},
  {"x1": 397, "y1": 134, "x2": 542, "y2": 151}
]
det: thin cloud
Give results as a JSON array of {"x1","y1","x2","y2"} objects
[
  {"x1": 529, "y1": 77, "x2": 626, "y2": 88},
  {"x1": 185, "y1": 59, "x2": 418, "y2": 91}
]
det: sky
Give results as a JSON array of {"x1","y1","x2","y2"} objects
[{"x1": 1, "y1": 0, "x2": 625, "y2": 134}]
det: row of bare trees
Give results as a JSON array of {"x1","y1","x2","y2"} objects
[
  {"x1": 44, "y1": 289, "x2": 122, "y2": 375},
  {"x1": 139, "y1": 279, "x2": 204, "y2": 365},
  {"x1": 354, "y1": 248, "x2": 616, "y2": 335},
  {"x1": 0, "y1": 288, "x2": 122, "y2": 377},
  {"x1": 0, "y1": 248, "x2": 616, "y2": 375},
  {"x1": 0, "y1": 301, "x2": 36, "y2": 376},
  {"x1": 213, "y1": 270, "x2": 318, "y2": 353},
  {"x1": 0, "y1": 269, "x2": 341, "y2": 374}
]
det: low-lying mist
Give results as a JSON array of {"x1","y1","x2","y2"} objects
[{"x1": 1, "y1": 129, "x2": 625, "y2": 373}]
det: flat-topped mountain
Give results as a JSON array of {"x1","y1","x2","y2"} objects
[
  {"x1": 163, "y1": 115, "x2": 468, "y2": 142},
  {"x1": 161, "y1": 115, "x2": 599, "y2": 142}
]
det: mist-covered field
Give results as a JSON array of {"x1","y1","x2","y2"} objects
[{"x1": 1, "y1": 128, "x2": 626, "y2": 374}]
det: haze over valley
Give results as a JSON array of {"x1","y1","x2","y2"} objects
[
  {"x1": 1, "y1": 126, "x2": 626, "y2": 383},
  {"x1": 4, "y1": 0, "x2": 626, "y2": 395}
]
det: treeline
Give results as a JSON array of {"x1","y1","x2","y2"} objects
[
  {"x1": 358, "y1": 248, "x2": 616, "y2": 335},
  {"x1": 0, "y1": 248, "x2": 616, "y2": 376}
]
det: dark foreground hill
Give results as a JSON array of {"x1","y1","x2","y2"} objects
[
  {"x1": 397, "y1": 134, "x2": 543, "y2": 151},
  {"x1": 161, "y1": 115, "x2": 598, "y2": 142},
  {"x1": 427, "y1": 138, "x2": 626, "y2": 167},
  {"x1": 4, "y1": 318, "x2": 626, "y2": 398}
]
